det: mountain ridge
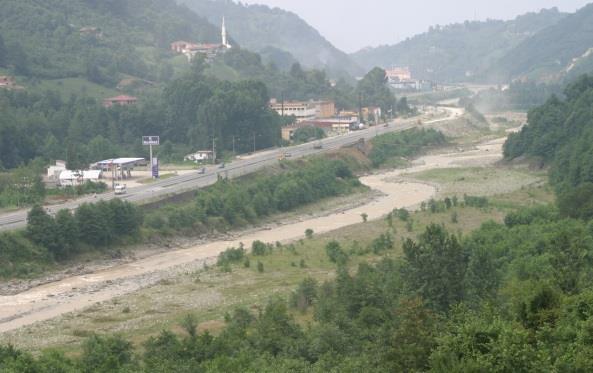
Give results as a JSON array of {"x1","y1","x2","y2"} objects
[
  {"x1": 489, "y1": 3, "x2": 593, "y2": 82},
  {"x1": 350, "y1": 8, "x2": 567, "y2": 82},
  {"x1": 177, "y1": 0, "x2": 363, "y2": 78}
]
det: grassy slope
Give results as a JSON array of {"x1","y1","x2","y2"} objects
[{"x1": 26, "y1": 78, "x2": 120, "y2": 100}]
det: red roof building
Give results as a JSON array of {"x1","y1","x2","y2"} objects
[{"x1": 103, "y1": 95, "x2": 138, "y2": 108}]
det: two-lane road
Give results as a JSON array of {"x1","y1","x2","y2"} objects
[{"x1": 0, "y1": 108, "x2": 458, "y2": 232}]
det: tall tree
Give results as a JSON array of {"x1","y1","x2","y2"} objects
[
  {"x1": 402, "y1": 224, "x2": 467, "y2": 312},
  {"x1": 356, "y1": 67, "x2": 396, "y2": 116},
  {"x1": 26, "y1": 205, "x2": 57, "y2": 253}
]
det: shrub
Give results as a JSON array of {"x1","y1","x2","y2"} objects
[
  {"x1": 464, "y1": 194, "x2": 489, "y2": 208},
  {"x1": 371, "y1": 233, "x2": 394, "y2": 254},
  {"x1": 252, "y1": 240, "x2": 267, "y2": 256},
  {"x1": 289, "y1": 277, "x2": 318, "y2": 312},
  {"x1": 397, "y1": 208, "x2": 410, "y2": 221},
  {"x1": 325, "y1": 241, "x2": 349, "y2": 265},
  {"x1": 217, "y1": 247, "x2": 246, "y2": 267}
]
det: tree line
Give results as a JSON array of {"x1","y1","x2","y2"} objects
[
  {"x1": 504, "y1": 74, "x2": 593, "y2": 219},
  {"x1": 145, "y1": 157, "x2": 362, "y2": 234},
  {"x1": 0, "y1": 199, "x2": 142, "y2": 278},
  {"x1": 369, "y1": 128, "x2": 446, "y2": 167}
]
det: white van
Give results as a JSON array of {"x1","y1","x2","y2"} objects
[{"x1": 114, "y1": 184, "x2": 127, "y2": 195}]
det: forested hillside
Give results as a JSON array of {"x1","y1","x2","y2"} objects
[
  {"x1": 351, "y1": 8, "x2": 565, "y2": 82},
  {"x1": 178, "y1": 0, "x2": 362, "y2": 77},
  {"x1": 0, "y1": 57, "x2": 407, "y2": 172},
  {"x1": 491, "y1": 4, "x2": 593, "y2": 81},
  {"x1": 504, "y1": 75, "x2": 593, "y2": 218},
  {"x1": 0, "y1": 60, "x2": 281, "y2": 170},
  {"x1": 0, "y1": 0, "x2": 222, "y2": 85}
]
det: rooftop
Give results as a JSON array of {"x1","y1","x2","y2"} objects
[
  {"x1": 95, "y1": 158, "x2": 145, "y2": 166},
  {"x1": 104, "y1": 95, "x2": 138, "y2": 102}
]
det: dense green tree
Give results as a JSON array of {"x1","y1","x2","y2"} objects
[
  {"x1": 80, "y1": 334, "x2": 133, "y2": 373},
  {"x1": 54, "y1": 209, "x2": 80, "y2": 260},
  {"x1": 402, "y1": 224, "x2": 467, "y2": 312},
  {"x1": 26, "y1": 205, "x2": 57, "y2": 254},
  {"x1": 356, "y1": 67, "x2": 396, "y2": 116},
  {"x1": 75, "y1": 203, "x2": 112, "y2": 247},
  {"x1": 292, "y1": 126, "x2": 325, "y2": 144}
]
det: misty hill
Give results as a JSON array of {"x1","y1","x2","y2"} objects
[
  {"x1": 0, "y1": 0, "x2": 221, "y2": 87},
  {"x1": 177, "y1": 0, "x2": 363, "y2": 78},
  {"x1": 351, "y1": 8, "x2": 566, "y2": 83},
  {"x1": 490, "y1": 4, "x2": 593, "y2": 82}
]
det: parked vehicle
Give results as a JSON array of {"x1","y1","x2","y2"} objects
[
  {"x1": 278, "y1": 152, "x2": 292, "y2": 160},
  {"x1": 313, "y1": 142, "x2": 323, "y2": 150},
  {"x1": 198, "y1": 167, "x2": 206, "y2": 174},
  {"x1": 114, "y1": 184, "x2": 127, "y2": 195}
]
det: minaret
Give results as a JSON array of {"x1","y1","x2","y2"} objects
[{"x1": 221, "y1": 16, "x2": 231, "y2": 48}]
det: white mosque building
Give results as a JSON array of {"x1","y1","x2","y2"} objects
[{"x1": 170, "y1": 17, "x2": 232, "y2": 62}]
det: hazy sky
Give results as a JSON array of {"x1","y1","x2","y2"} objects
[{"x1": 241, "y1": 0, "x2": 591, "y2": 52}]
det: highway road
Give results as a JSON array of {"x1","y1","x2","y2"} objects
[{"x1": 0, "y1": 109, "x2": 456, "y2": 232}]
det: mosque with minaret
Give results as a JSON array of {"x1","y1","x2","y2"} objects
[{"x1": 170, "y1": 17, "x2": 232, "y2": 62}]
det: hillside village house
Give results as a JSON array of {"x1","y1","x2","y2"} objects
[
  {"x1": 385, "y1": 67, "x2": 412, "y2": 82},
  {"x1": 386, "y1": 66, "x2": 433, "y2": 91},
  {"x1": 103, "y1": 95, "x2": 138, "y2": 108},
  {"x1": 0, "y1": 75, "x2": 23, "y2": 90}
]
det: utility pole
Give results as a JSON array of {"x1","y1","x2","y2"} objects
[
  {"x1": 212, "y1": 137, "x2": 217, "y2": 164},
  {"x1": 358, "y1": 93, "x2": 363, "y2": 125},
  {"x1": 111, "y1": 161, "x2": 115, "y2": 190},
  {"x1": 253, "y1": 132, "x2": 256, "y2": 153},
  {"x1": 232, "y1": 135, "x2": 236, "y2": 154}
]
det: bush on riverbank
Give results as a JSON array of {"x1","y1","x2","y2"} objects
[
  {"x1": 146, "y1": 157, "x2": 363, "y2": 235},
  {"x1": 369, "y1": 128, "x2": 446, "y2": 167}
]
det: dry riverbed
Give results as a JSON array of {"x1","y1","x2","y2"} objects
[{"x1": 0, "y1": 129, "x2": 536, "y2": 345}]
